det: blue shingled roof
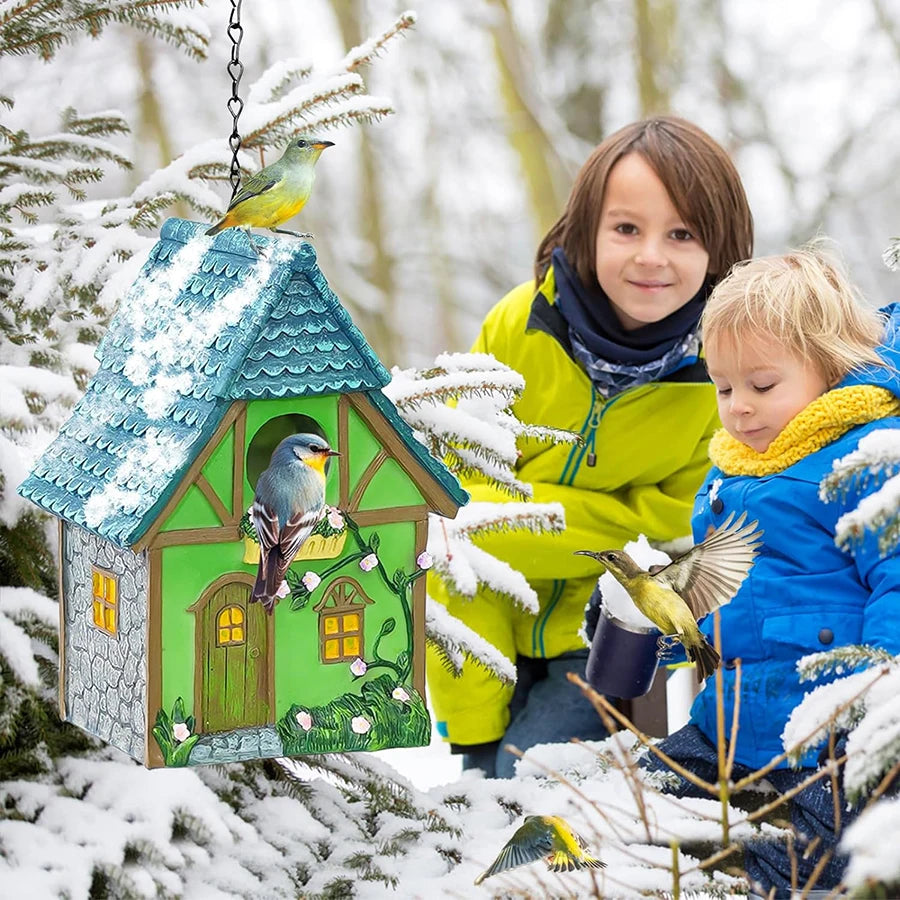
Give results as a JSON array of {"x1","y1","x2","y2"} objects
[{"x1": 19, "y1": 218, "x2": 466, "y2": 548}]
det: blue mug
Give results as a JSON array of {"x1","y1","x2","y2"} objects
[{"x1": 585, "y1": 605, "x2": 661, "y2": 699}]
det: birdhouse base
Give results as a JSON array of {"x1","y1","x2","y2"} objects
[{"x1": 151, "y1": 676, "x2": 429, "y2": 767}]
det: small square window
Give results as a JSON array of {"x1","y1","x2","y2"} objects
[{"x1": 90, "y1": 567, "x2": 118, "y2": 637}]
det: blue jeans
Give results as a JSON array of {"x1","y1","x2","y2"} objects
[
  {"x1": 458, "y1": 650, "x2": 609, "y2": 778},
  {"x1": 644, "y1": 725, "x2": 855, "y2": 897}
]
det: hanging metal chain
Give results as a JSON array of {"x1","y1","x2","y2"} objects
[{"x1": 226, "y1": 0, "x2": 245, "y2": 199}]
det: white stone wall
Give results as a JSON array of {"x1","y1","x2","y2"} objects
[{"x1": 62, "y1": 523, "x2": 147, "y2": 762}]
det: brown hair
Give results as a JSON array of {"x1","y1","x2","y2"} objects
[
  {"x1": 535, "y1": 116, "x2": 753, "y2": 288},
  {"x1": 702, "y1": 244, "x2": 885, "y2": 386}
]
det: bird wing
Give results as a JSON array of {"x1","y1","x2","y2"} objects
[
  {"x1": 475, "y1": 832, "x2": 554, "y2": 883},
  {"x1": 251, "y1": 499, "x2": 280, "y2": 554},
  {"x1": 650, "y1": 511, "x2": 764, "y2": 619},
  {"x1": 226, "y1": 172, "x2": 283, "y2": 211},
  {"x1": 277, "y1": 506, "x2": 322, "y2": 563}
]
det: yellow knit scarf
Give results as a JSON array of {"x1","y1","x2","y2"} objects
[{"x1": 709, "y1": 385, "x2": 900, "y2": 476}]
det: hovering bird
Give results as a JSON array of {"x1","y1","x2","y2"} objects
[
  {"x1": 250, "y1": 433, "x2": 339, "y2": 613},
  {"x1": 575, "y1": 512, "x2": 763, "y2": 680},
  {"x1": 207, "y1": 136, "x2": 334, "y2": 246},
  {"x1": 474, "y1": 815, "x2": 605, "y2": 885}
]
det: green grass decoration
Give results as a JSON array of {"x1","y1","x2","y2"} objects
[
  {"x1": 277, "y1": 674, "x2": 429, "y2": 755},
  {"x1": 152, "y1": 697, "x2": 200, "y2": 766}
]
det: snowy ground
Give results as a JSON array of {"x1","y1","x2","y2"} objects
[{"x1": 373, "y1": 721, "x2": 463, "y2": 790}]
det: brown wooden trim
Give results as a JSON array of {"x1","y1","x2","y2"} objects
[
  {"x1": 133, "y1": 401, "x2": 246, "y2": 552},
  {"x1": 347, "y1": 393, "x2": 461, "y2": 518},
  {"x1": 412, "y1": 517, "x2": 428, "y2": 698},
  {"x1": 349, "y1": 505, "x2": 429, "y2": 527},
  {"x1": 231, "y1": 405, "x2": 246, "y2": 525},
  {"x1": 187, "y1": 573, "x2": 274, "y2": 730},
  {"x1": 145, "y1": 548, "x2": 164, "y2": 768},
  {"x1": 195, "y1": 472, "x2": 231, "y2": 526},
  {"x1": 150, "y1": 525, "x2": 241, "y2": 549},
  {"x1": 57, "y1": 519, "x2": 66, "y2": 721},
  {"x1": 337, "y1": 394, "x2": 350, "y2": 507},
  {"x1": 348, "y1": 449, "x2": 388, "y2": 512}
]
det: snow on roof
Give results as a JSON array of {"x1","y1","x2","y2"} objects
[{"x1": 19, "y1": 218, "x2": 465, "y2": 548}]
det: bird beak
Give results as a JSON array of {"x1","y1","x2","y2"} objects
[
  {"x1": 324, "y1": 449, "x2": 340, "y2": 457},
  {"x1": 574, "y1": 550, "x2": 604, "y2": 563},
  {"x1": 313, "y1": 140, "x2": 335, "y2": 150}
]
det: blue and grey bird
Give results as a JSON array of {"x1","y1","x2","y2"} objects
[
  {"x1": 474, "y1": 815, "x2": 605, "y2": 885},
  {"x1": 251, "y1": 433, "x2": 339, "y2": 613}
]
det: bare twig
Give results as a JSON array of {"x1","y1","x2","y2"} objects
[{"x1": 568, "y1": 673, "x2": 718, "y2": 796}]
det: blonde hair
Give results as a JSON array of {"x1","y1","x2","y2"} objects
[{"x1": 702, "y1": 244, "x2": 885, "y2": 385}]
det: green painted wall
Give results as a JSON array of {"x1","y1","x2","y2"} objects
[
  {"x1": 160, "y1": 520, "x2": 419, "y2": 722},
  {"x1": 157, "y1": 395, "x2": 426, "y2": 733}
]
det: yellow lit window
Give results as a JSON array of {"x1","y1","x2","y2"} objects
[
  {"x1": 320, "y1": 611, "x2": 363, "y2": 663},
  {"x1": 314, "y1": 577, "x2": 373, "y2": 666},
  {"x1": 217, "y1": 606, "x2": 245, "y2": 646},
  {"x1": 91, "y1": 567, "x2": 118, "y2": 636}
]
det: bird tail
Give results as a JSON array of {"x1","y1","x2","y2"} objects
[
  {"x1": 689, "y1": 636, "x2": 721, "y2": 681},
  {"x1": 205, "y1": 220, "x2": 226, "y2": 236},
  {"x1": 546, "y1": 852, "x2": 606, "y2": 873},
  {"x1": 251, "y1": 550, "x2": 284, "y2": 614}
]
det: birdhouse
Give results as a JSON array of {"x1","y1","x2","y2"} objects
[{"x1": 18, "y1": 219, "x2": 467, "y2": 768}]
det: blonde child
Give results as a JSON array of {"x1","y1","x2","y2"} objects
[
  {"x1": 650, "y1": 247, "x2": 900, "y2": 895},
  {"x1": 427, "y1": 116, "x2": 753, "y2": 778}
]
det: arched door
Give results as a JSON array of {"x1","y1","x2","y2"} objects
[{"x1": 192, "y1": 579, "x2": 272, "y2": 732}]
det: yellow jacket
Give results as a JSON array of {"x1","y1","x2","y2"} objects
[{"x1": 427, "y1": 267, "x2": 719, "y2": 745}]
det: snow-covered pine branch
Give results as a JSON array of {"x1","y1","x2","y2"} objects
[
  {"x1": 426, "y1": 503, "x2": 564, "y2": 612},
  {"x1": 384, "y1": 351, "x2": 579, "y2": 500},
  {"x1": 0, "y1": 0, "x2": 208, "y2": 62},
  {"x1": 821, "y1": 429, "x2": 900, "y2": 555},
  {"x1": 821, "y1": 236, "x2": 900, "y2": 556},
  {"x1": 421, "y1": 502, "x2": 563, "y2": 684},
  {"x1": 783, "y1": 648, "x2": 900, "y2": 799},
  {"x1": 339, "y1": 10, "x2": 417, "y2": 73},
  {"x1": 425, "y1": 596, "x2": 517, "y2": 685}
]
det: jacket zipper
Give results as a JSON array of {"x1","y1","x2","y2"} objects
[{"x1": 533, "y1": 386, "x2": 612, "y2": 654}]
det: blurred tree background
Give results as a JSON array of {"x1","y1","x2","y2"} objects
[{"x1": 2, "y1": 0, "x2": 898, "y2": 364}]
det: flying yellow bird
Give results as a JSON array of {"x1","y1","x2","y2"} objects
[
  {"x1": 474, "y1": 815, "x2": 605, "y2": 885},
  {"x1": 576, "y1": 512, "x2": 763, "y2": 680},
  {"x1": 207, "y1": 136, "x2": 333, "y2": 243}
]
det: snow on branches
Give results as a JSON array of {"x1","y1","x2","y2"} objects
[
  {"x1": 784, "y1": 647, "x2": 900, "y2": 799},
  {"x1": 384, "y1": 351, "x2": 579, "y2": 500}
]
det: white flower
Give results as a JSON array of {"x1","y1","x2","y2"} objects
[
  {"x1": 275, "y1": 580, "x2": 291, "y2": 598},
  {"x1": 350, "y1": 658, "x2": 368, "y2": 677},
  {"x1": 416, "y1": 551, "x2": 433, "y2": 570},
  {"x1": 351, "y1": 716, "x2": 371, "y2": 734},
  {"x1": 295, "y1": 710, "x2": 312, "y2": 731},
  {"x1": 391, "y1": 687, "x2": 410, "y2": 703},
  {"x1": 327, "y1": 508, "x2": 345, "y2": 529},
  {"x1": 359, "y1": 553, "x2": 378, "y2": 572},
  {"x1": 301, "y1": 571, "x2": 321, "y2": 591},
  {"x1": 172, "y1": 722, "x2": 191, "y2": 743}
]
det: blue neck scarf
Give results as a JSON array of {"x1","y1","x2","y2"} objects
[{"x1": 552, "y1": 247, "x2": 707, "y2": 398}]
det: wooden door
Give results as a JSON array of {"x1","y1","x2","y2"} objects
[{"x1": 197, "y1": 581, "x2": 270, "y2": 732}]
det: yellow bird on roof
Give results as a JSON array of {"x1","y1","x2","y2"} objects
[{"x1": 207, "y1": 136, "x2": 333, "y2": 243}]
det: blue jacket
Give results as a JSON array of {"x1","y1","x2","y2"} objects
[{"x1": 689, "y1": 304, "x2": 900, "y2": 769}]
